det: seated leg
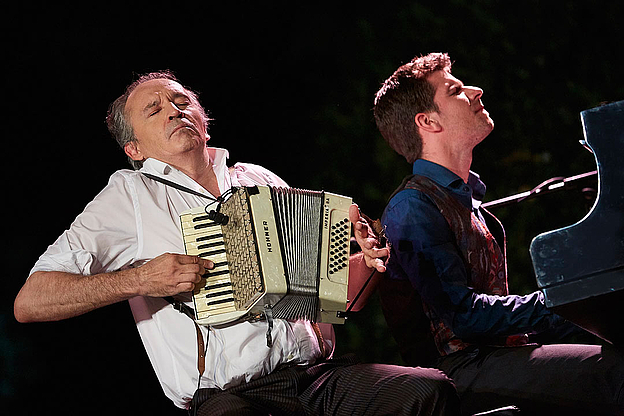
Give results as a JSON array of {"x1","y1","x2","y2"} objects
[
  {"x1": 196, "y1": 392, "x2": 269, "y2": 416},
  {"x1": 438, "y1": 343, "x2": 623, "y2": 415},
  {"x1": 301, "y1": 363, "x2": 461, "y2": 415}
]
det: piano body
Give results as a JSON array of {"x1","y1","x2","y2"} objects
[{"x1": 530, "y1": 100, "x2": 624, "y2": 345}]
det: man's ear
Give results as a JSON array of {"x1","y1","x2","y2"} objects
[
  {"x1": 124, "y1": 141, "x2": 144, "y2": 161},
  {"x1": 415, "y1": 112, "x2": 442, "y2": 133}
]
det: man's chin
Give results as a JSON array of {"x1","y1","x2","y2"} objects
[{"x1": 484, "y1": 116, "x2": 494, "y2": 132}]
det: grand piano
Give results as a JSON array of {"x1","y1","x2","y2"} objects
[{"x1": 529, "y1": 100, "x2": 623, "y2": 345}]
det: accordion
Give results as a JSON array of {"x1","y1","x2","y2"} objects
[{"x1": 180, "y1": 185, "x2": 352, "y2": 326}]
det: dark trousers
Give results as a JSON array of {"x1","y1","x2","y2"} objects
[
  {"x1": 436, "y1": 344, "x2": 624, "y2": 416},
  {"x1": 191, "y1": 355, "x2": 461, "y2": 415}
]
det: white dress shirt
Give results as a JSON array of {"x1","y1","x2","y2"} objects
[{"x1": 30, "y1": 148, "x2": 333, "y2": 409}]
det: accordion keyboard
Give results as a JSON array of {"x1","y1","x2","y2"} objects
[
  {"x1": 180, "y1": 212, "x2": 238, "y2": 317},
  {"x1": 180, "y1": 189, "x2": 268, "y2": 325}
]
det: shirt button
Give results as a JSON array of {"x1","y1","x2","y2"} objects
[
  {"x1": 498, "y1": 272, "x2": 505, "y2": 279},
  {"x1": 462, "y1": 185, "x2": 470, "y2": 192}
]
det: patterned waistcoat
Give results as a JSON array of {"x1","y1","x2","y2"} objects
[{"x1": 402, "y1": 175, "x2": 520, "y2": 355}]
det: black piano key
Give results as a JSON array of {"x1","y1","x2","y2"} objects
[
  {"x1": 192, "y1": 214, "x2": 212, "y2": 222},
  {"x1": 205, "y1": 289, "x2": 234, "y2": 298},
  {"x1": 206, "y1": 297, "x2": 235, "y2": 306},
  {"x1": 204, "y1": 269, "x2": 230, "y2": 277},
  {"x1": 204, "y1": 282, "x2": 232, "y2": 290},
  {"x1": 196, "y1": 233, "x2": 224, "y2": 242},
  {"x1": 199, "y1": 248, "x2": 226, "y2": 257},
  {"x1": 195, "y1": 222, "x2": 220, "y2": 230},
  {"x1": 197, "y1": 241, "x2": 225, "y2": 250}
]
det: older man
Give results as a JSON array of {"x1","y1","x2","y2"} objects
[{"x1": 15, "y1": 71, "x2": 459, "y2": 415}]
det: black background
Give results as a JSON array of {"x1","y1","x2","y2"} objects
[{"x1": 3, "y1": 1, "x2": 622, "y2": 413}]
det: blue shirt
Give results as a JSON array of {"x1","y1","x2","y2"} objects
[{"x1": 382, "y1": 159, "x2": 560, "y2": 344}]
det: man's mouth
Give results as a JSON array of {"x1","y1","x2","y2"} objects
[{"x1": 170, "y1": 122, "x2": 198, "y2": 137}]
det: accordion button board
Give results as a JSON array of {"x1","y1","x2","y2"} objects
[{"x1": 180, "y1": 185, "x2": 352, "y2": 326}]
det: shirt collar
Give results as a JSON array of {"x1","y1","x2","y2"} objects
[
  {"x1": 412, "y1": 158, "x2": 487, "y2": 208},
  {"x1": 140, "y1": 147, "x2": 231, "y2": 197},
  {"x1": 467, "y1": 170, "x2": 487, "y2": 202},
  {"x1": 412, "y1": 159, "x2": 463, "y2": 188}
]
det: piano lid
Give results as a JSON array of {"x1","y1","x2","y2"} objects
[{"x1": 529, "y1": 100, "x2": 623, "y2": 343}]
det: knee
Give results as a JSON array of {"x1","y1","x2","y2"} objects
[
  {"x1": 410, "y1": 367, "x2": 457, "y2": 395},
  {"x1": 197, "y1": 392, "x2": 264, "y2": 416},
  {"x1": 394, "y1": 367, "x2": 460, "y2": 414},
  {"x1": 380, "y1": 366, "x2": 458, "y2": 400}
]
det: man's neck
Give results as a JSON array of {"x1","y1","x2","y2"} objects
[
  {"x1": 165, "y1": 148, "x2": 221, "y2": 198},
  {"x1": 420, "y1": 149, "x2": 473, "y2": 183}
]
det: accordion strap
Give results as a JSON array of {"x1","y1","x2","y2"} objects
[
  {"x1": 165, "y1": 296, "x2": 207, "y2": 375},
  {"x1": 142, "y1": 172, "x2": 220, "y2": 202},
  {"x1": 164, "y1": 296, "x2": 196, "y2": 319}
]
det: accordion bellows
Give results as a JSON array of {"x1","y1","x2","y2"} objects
[{"x1": 180, "y1": 185, "x2": 352, "y2": 326}]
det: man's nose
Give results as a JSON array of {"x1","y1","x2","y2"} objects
[
  {"x1": 167, "y1": 102, "x2": 184, "y2": 120},
  {"x1": 465, "y1": 86, "x2": 484, "y2": 102}
]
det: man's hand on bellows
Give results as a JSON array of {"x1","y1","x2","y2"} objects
[
  {"x1": 136, "y1": 253, "x2": 214, "y2": 297},
  {"x1": 349, "y1": 203, "x2": 389, "y2": 273}
]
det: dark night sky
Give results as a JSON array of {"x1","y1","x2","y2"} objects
[{"x1": 3, "y1": 2, "x2": 622, "y2": 413}]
